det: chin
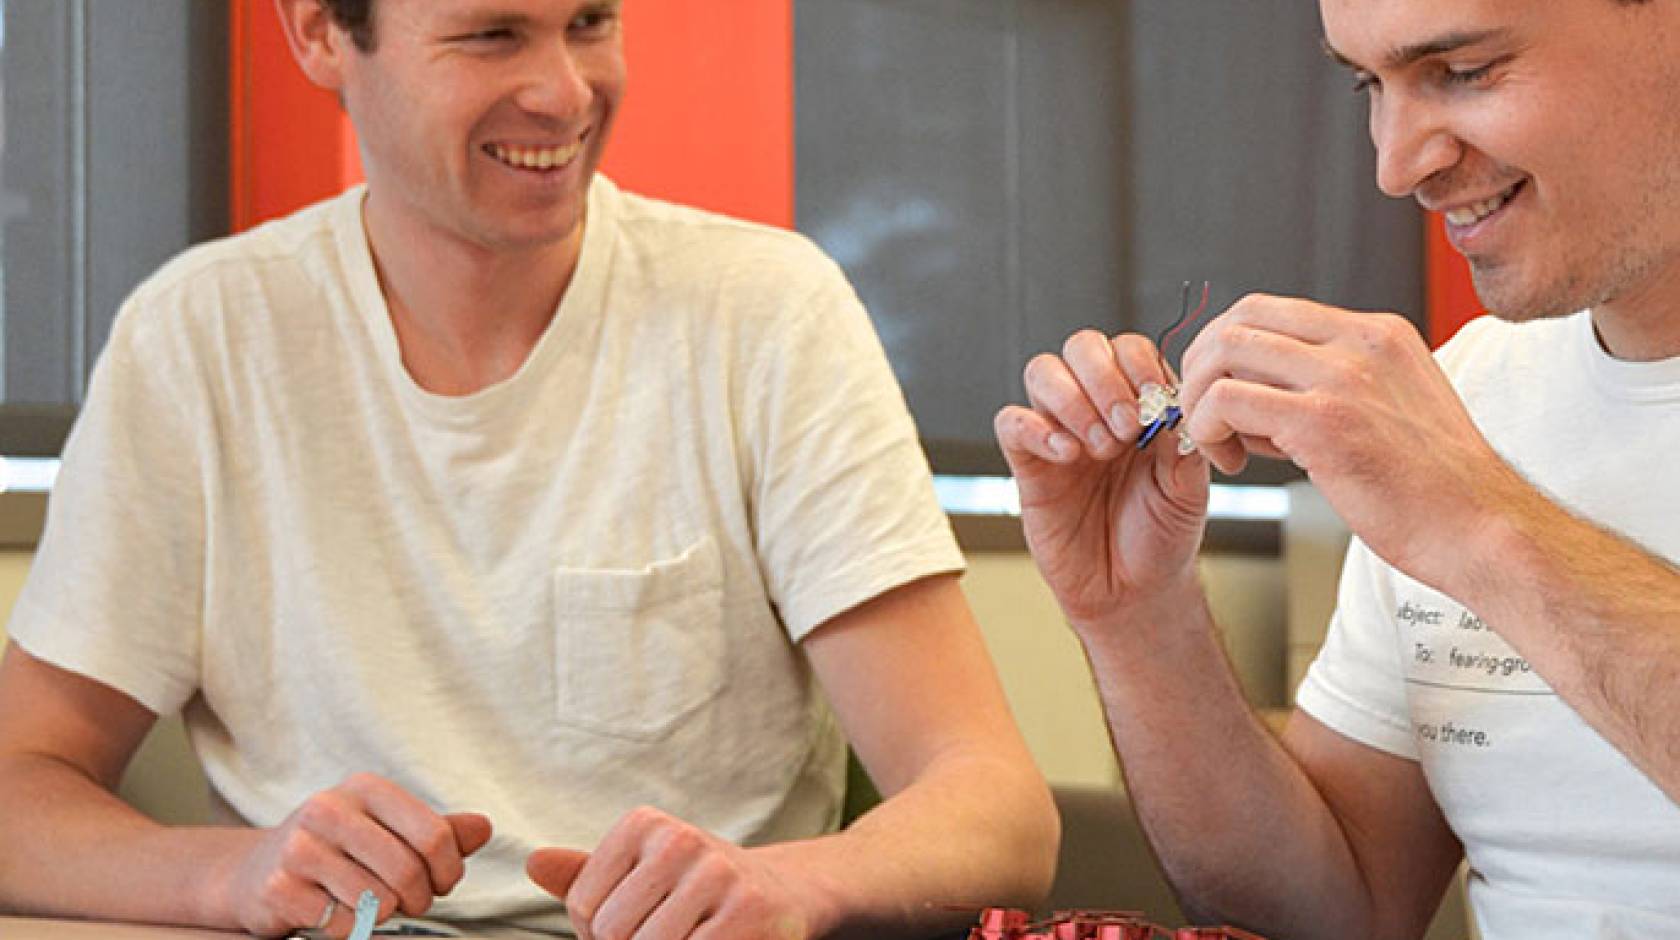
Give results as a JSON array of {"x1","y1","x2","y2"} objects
[
  {"x1": 478, "y1": 213, "x2": 585, "y2": 252},
  {"x1": 1470, "y1": 264, "x2": 1591, "y2": 324}
]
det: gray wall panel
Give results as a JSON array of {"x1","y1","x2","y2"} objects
[
  {"x1": 1127, "y1": 2, "x2": 1421, "y2": 340},
  {"x1": 86, "y1": 0, "x2": 228, "y2": 368},
  {"x1": 796, "y1": 0, "x2": 1422, "y2": 474},
  {"x1": 796, "y1": 0, "x2": 1024, "y2": 450},
  {"x1": 2, "y1": 0, "x2": 77, "y2": 404},
  {"x1": 2, "y1": 0, "x2": 227, "y2": 416}
]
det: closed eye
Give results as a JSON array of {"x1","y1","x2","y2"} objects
[
  {"x1": 1443, "y1": 61, "x2": 1497, "y2": 86},
  {"x1": 570, "y1": 5, "x2": 622, "y2": 39}
]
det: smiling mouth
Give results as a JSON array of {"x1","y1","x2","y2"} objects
[
  {"x1": 485, "y1": 136, "x2": 586, "y2": 172},
  {"x1": 1443, "y1": 179, "x2": 1526, "y2": 227}
]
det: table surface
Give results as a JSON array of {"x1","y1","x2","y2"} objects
[
  {"x1": 0, "y1": 917, "x2": 248, "y2": 939},
  {"x1": 0, "y1": 916, "x2": 975, "y2": 940},
  {"x1": 0, "y1": 916, "x2": 551, "y2": 940}
]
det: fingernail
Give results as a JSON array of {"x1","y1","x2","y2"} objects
[
  {"x1": 1048, "y1": 433, "x2": 1076, "y2": 459},
  {"x1": 1109, "y1": 404, "x2": 1132, "y2": 435},
  {"x1": 1087, "y1": 425, "x2": 1112, "y2": 451}
]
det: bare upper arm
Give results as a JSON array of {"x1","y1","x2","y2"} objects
[
  {"x1": 1281, "y1": 709, "x2": 1463, "y2": 939},
  {"x1": 0, "y1": 642, "x2": 158, "y2": 790},
  {"x1": 799, "y1": 573, "x2": 1036, "y2": 798}
]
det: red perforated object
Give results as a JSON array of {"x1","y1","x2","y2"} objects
[{"x1": 967, "y1": 908, "x2": 1268, "y2": 940}]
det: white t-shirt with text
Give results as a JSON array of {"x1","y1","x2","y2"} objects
[{"x1": 1298, "y1": 312, "x2": 1680, "y2": 937}]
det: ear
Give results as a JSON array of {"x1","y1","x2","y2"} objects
[{"x1": 271, "y1": 0, "x2": 354, "y2": 92}]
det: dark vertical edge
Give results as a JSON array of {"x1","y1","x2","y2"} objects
[{"x1": 188, "y1": 0, "x2": 232, "y2": 245}]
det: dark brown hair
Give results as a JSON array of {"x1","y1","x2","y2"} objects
[{"x1": 319, "y1": 0, "x2": 376, "y2": 51}]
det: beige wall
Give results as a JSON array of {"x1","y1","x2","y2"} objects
[
  {"x1": 0, "y1": 550, "x2": 31, "y2": 643},
  {"x1": 961, "y1": 550, "x2": 1287, "y2": 787}
]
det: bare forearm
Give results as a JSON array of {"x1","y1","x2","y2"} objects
[
  {"x1": 1073, "y1": 585, "x2": 1376, "y2": 939},
  {"x1": 0, "y1": 751, "x2": 252, "y2": 927},
  {"x1": 1459, "y1": 492, "x2": 1680, "y2": 803},
  {"x1": 755, "y1": 754, "x2": 1058, "y2": 940}
]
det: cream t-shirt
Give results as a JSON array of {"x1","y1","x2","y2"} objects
[{"x1": 11, "y1": 176, "x2": 965, "y2": 925}]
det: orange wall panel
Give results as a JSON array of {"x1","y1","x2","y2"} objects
[
  {"x1": 231, "y1": 0, "x2": 792, "y2": 232},
  {"x1": 230, "y1": 0, "x2": 360, "y2": 232},
  {"x1": 607, "y1": 0, "x2": 793, "y2": 227}
]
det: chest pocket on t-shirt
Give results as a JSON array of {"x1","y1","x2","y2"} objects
[{"x1": 551, "y1": 537, "x2": 727, "y2": 740}]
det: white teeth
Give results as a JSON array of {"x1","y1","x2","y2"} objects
[
  {"x1": 489, "y1": 140, "x2": 582, "y2": 171},
  {"x1": 1444, "y1": 185, "x2": 1518, "y2": 226}
]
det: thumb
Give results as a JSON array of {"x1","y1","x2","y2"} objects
[
  {"x1": 1168, "y1": 445, "x2": 1211, "y2": 497},
  {"x1": 446, "y1": 812, "x2": 494, "y2": 856},
  {"x1": 526, "y1": 846, "x2": 591, "y2": 899}
]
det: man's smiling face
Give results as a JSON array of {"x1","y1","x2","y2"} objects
[
  {"x1": 336, "y1": 0, "x2": 628, "y2": 255},
  {"x1": 1321, "y1": 0, "x2": 1680, "y2": 332}
]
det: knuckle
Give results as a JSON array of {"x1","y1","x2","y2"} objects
[
  {"x1": 416, "y1": 820, "x2": 452, "y2": 859},
  {"x1": 388, "y1": 849, "x2": 429, "y2": 892},
  {"x1": 1326, "y1": 358, "x2": 1372, "y2": 396},
  {"x1": 257, "y1": 870, "x2": 293, "y2": 905},
  {"x1": 403, "y1": 884, "x2": 434, "y2": 916},
  {"x1": 1216, "y1": 322, "x2": 1252, "y2": 355},
  {"x1": 694, "y1": 853, "x2": 738, "y2": 892},
  {"x1": 1302, "y1": 389, "x2": 1350, "y2": 435},
  {"x1": 1061, "y1": 328, "x2": 1106, "y2": 360},
  {"x1": 625, "y1": 804, "x2": 668, "y2": 832},
  {"x1": 1362, "y1": 312, "x2": 1411, "y2": 351},
  {"x1": 1375, "y1": 310, "x2": 1413, "y2": 337},
  {"x1": 1113, "y1": 331, "x2": 1152, "y2": 356},
  {"x1": 377, "y1": 885, "x2": 405, "y2": 920},
  {"x1": 341, "y1": 771, "x2": 389, "y2": 797},
  {"x1": 1199, "y1": 377, "x2": 1233, "y2": 411},
  {"x1": 295, "y1": 795, "x2": 344, "y2": 832},
  {"x1": 277, "y1": 830, "x2": 319, "y2": 871},
  {"x1": 567, "y1": 890, "x2": 597, "y2": 925},
  {"x1": 731, "y1": 881, "x2": 770, "y2": 917},
  {"x1": 598, "y1": 924, "x2": 630, "y2": 940},
  {"x1": 648, "y1": 826, "x2": 690, "y2": 862},
  {"x1": 1227, "y1": 292, "x2": 1270, "y2": 321}
]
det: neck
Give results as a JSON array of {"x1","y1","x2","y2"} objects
[
  {"x1": 1592, "y1": 263, "x2": 1680, "y2": 361},
  {"x1": 360, "y1": 192, "x2": 587, "y2": 396}
]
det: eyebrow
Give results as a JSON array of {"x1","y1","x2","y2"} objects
[
  {"x1": 439, "y1": 10, "x2": 532, "y2": 31},
  {"x1": 442, "y1": 0, "x2": 622, "y2": 27},
  {"x1": 1321, "y1": 28, "x2": 1507, "y2": 72}
]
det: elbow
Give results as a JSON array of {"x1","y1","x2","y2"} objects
[{"x1": 999, "y1": 770, "x2": 1062, "y2": 909}]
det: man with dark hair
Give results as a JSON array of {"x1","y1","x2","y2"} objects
[
  {"x1": 998, "y1": 0, "x2": 1680, "y2": 937},
  {"x1": 0, "y1": 1, "x2": 1058, "y2": 938}
]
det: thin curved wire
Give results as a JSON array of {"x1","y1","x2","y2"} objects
[{"x1": 1154, "y1": 279, "x2": 1211, "y2": 382}]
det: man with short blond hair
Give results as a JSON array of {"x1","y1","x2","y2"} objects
[{"x1": 0, "y1": 2, "x2": 1058, "y2": 938}]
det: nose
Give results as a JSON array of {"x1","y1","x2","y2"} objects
[
  {"x1": 513, "y1": 40, "x2": 593, "y2": 121},
  {"x1": 1369, "y1": 90, "x2": 1461, "y2": 198}
]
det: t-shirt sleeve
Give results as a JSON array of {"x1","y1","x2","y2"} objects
[
  {"x1": 6, "y1": 295, "x2": 207, "y2": 716},
  {"x1": 742, "y1": 256, "x2": 965, "y2": 642},
  {"x1": 1295, "y1": 537, "x2": 1419, "y2": 759}
]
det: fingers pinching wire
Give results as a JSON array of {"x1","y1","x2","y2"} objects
[{"x1": 1137, "y1": 280, "x2": 1211, "y2": 454}]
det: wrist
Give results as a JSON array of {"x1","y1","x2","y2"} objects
[
  {"x1": 195, "y1": 827, "x2": 262, "y2": 930},
  {"x1": 1066, "y1": 567, "x2": 1208, "y2": 644},
  {"x1": 747, "y1": 841, "x2": 848, "y2": 939},
  {"x1": 1449, "y1": 481, "x2": 1578, "y2": 635}
]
